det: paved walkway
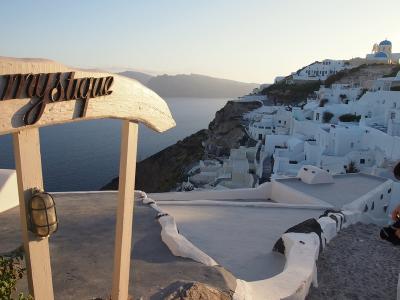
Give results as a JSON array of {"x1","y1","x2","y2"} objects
[{"x1": 308, "y1": 223, "x2": 400, "y2": 300}]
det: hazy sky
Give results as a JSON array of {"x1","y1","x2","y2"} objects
[{"x1": 2, "y1": 0, "x2": 399, "y2": 83}]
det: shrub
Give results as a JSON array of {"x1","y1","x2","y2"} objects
[
  {"x1": 260, "y1": 80, "x2": 321, "y2": 105},
  {"x1": 346, "y1": 161, "x2": 358, "y2": 173},
  {"x1": 339, "y1": 114, "x2": 361, "y2": 122},
  {"x1": 391, "y1": 86, "x2": 400, "y2": 91},
  {"x1": 0, "y1": 248, "x2": 31, "y2": 300},
  {"x1": 322, "y1": 111, "x2": 334, "y2": 123},
  {"x1": 382, "y1": 65, "x2": 400, "y2": 78},
  {"x1": 319, "y1": 99, "x2": 328, "y2": 107},
  {"x1": 339, "y1": 94, "x2": 348, "y2": 103}
]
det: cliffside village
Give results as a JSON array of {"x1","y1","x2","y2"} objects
[
  {"x1": 1, "y1": 42, "x2": 400, "y2": 300},
  {"x1": 185, "y1": 40, "x2": 400, "y2": 190}
]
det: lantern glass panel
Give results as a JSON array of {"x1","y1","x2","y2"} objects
[
  {"x1": 45, "y1": 206, "x2": 57, "y2": 225},
  {"x1": 31, "y1": 209, "x2": 48, "y2": 227},
  {"x1": 31, "y1": 194, "x2": 54, "y2": 209}
]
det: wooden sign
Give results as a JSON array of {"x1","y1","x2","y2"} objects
[
  {"x1": 0, "y1": 57, "x2": 175, "y2": 300},
  {"x1": 0, "y1": 56, "x2": 175, "y2": 135},
  {"x1": 1, "y1": 72, "x2": 114, "y2": 125}
]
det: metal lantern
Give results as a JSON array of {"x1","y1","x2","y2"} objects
[{"x1": 28, "y1": 189, "x2": 58, "y2": 238}]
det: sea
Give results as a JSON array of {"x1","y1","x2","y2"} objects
[{"x1": 0, "y1": 97, "x2": 229, "y2": 192}]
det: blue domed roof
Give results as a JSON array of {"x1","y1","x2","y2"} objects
[
  {"x1": 379, "y1": 40, "x2": 392, "y2": 46},
  {"x1": 375, "y1": 51, "x2": 388, "y2": 58}
]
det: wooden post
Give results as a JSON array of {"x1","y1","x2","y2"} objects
[
  {"x1": 13, "y1": 128, "x2": 54, "y2": 300},
  {"x1": 112, "y1": 121, "x2": 138, "y2": 300}
]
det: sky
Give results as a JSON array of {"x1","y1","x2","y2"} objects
[{"x1": 1, "y1": 0, "x2": 400, "y2": 83}]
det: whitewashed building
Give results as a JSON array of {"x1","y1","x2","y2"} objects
[
  {"x1": 189, "y1": 146, "x2": 259, "y2": 189},
  {"x1": 256, "y1": 87, "x2": 400, "y2": 181},
  {"x1": 248, "y1": 107, "x2": 292, "y2": 141},
  {"x1": 307, "y1": 83, "x2": 363, "y2": 105},
  {"x1": 367, "y1": 71, "x2": 400, "y2": 91},
  {"x1": 356, "y1": 90, "x2": 400, "y2": 136},
  {"x1": 292, "y1": 59, "x2": 350, "y2": 81},
  {"x1": 366, "y1": 40, "x2": 400, "y2": 64}
]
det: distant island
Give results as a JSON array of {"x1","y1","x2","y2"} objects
[{"x1": 119, "y1": 71, "x2": 259, "y2": 98}]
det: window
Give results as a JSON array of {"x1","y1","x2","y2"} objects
[
  {"x1": 391, "y1": 112, "x2": 396, "y2": 120},
  {"x1": 316, "y1": 113, "x2": 320, "y2": 120},
  {"x1": 360, "y1": 159, "x2": 365, "y2": 164},
  {"x1": 350, "y1": 142, "x2": 354, "y2": 148}
]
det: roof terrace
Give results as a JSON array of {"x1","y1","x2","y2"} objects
[{"x1": 275, "y1": 173, "x2": 387, "y2": 208}]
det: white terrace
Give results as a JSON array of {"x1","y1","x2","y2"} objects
[{"x1": 0, "y1": 160, "x2": 395, "y2": 299}]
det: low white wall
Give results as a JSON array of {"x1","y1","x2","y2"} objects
[
  {"x1": 388, "y1": 182, "x2": 400, "y2": 219},
  {"x1": 343, "y1": 179, "x2": 393, "y2": 226},
  {"x1": 233, "y1": 209, "x2": 364, "y2": 300},
  {"x1": 234, "y1": 232, "x2": 320, "y2": 300},
  {"x1": 0, "y1": 169, "x2": 19, "y2": 213},
  {"x1": 150, "y1": 182, "x2": 272, "y2": 201},
  {"x1": 271, "y1": 180, "x2": 332, "y2": 206},
  {"x1": 158, "y1": 215, "x2": 218, "y2": 266},
  {"x1": 151, "y1": 180, "x2": 333, "y2": 207},
  {"x1": 139, "y1": 191, "x2": 218, "y2": 266}
]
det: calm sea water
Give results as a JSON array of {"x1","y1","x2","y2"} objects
[{"x1": 0, "y1": 97, "x2": 229, "y2": 191}]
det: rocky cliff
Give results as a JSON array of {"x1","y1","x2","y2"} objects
[
  {"x1": 102, "y1": 101, "x2": 261, "y2": 192},
  {"x1": 102, "y1": 129, "x2": 207, "y2": 193},
  {"x1": 204, "y1": 101, "x2": 262, "y2": 156}
]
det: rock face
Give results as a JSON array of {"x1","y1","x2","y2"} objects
[
  {"x1": 102, "y1": 130, "x2": 208, "y2": 193},
  {"x1": 164, "y1": 282, "x2": 233, "y2": 300},
  {"x1": 101, "y1": 100, "x2": 261, "y2": 192},
  {"x1": 204, "y1": 101, "x2": 262, "y2": 156}
]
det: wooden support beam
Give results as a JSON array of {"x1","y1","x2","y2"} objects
[
  {"x1": 112, "y1": 121, "x2": 138, "y2": 300},
  {"x1": 13, "y1": 128, "x2": 54, "y2": 300}
]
